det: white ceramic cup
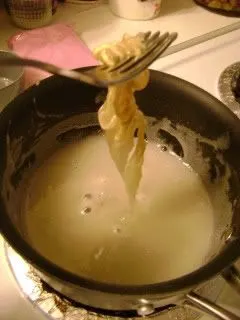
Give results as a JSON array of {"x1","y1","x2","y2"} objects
[
  {"x1": 0, "y1": 50, "x2": 24, "y2": 112},
  {"x1": 109, "y1": 0, "x2": 162, "y2": 20}
]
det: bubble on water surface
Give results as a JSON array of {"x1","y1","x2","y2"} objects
[{"x1": 81, "y1": 207, "x2": 92, "y2": 215}]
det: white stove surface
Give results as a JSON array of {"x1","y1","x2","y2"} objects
[
  {"x1": 0, "y1": 2, "x2": 240, "y2": 319},
  {"x1": 152, "y1": 27, "x2": 240, "y2": 101}
]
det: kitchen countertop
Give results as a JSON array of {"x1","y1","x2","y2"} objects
[
  {"x1": 0, "y1": 0, "x2": 240, "y2": 51},
  {"x1": 0, "y1": 1, "x2": 239, "y2": 319}
]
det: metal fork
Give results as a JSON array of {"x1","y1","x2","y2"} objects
[{"x1": 0, "y1": 31, "x2": 177, "y2": 88}]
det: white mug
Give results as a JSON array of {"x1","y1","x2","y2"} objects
[{"x1": 109, "y1": 0, "x2": 162, "y2": 21}]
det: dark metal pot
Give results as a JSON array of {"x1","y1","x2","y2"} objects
[{"x1": 0, "y1": 70, "x2": 240, "y2": 319}]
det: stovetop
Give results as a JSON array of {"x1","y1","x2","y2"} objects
[
  {"x1": 3, "y1": 243, "x2": 208, "y2": 320},
  {"x1": 0, "y1": 2, "x2": 240, "y2": 319}
]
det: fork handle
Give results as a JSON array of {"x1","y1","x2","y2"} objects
[{"x1": 0, "y1": 56, "x2": 103, "y2": 87}]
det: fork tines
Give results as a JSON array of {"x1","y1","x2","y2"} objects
[{"x1": 98, "y1": 31, "x2": 177, "y2": 77}]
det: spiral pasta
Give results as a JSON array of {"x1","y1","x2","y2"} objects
[{"x1": 94, "y1": 34, "x2": 150, "y2": 200}]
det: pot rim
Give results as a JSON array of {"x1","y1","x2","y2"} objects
[{"x1": 1, "y1": 69, "x2": 240, "y2": 297}]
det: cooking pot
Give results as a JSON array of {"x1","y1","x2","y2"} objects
[{"x1": 0, "y1": 69, "x2": 240, "y2": 320}]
